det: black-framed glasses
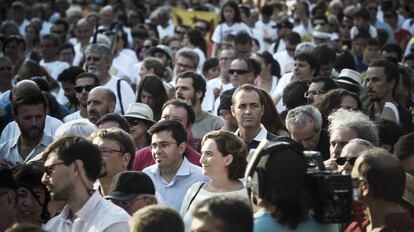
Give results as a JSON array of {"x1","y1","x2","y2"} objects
[
  {"x1": 336, "y1": 157, "x2": 357, "y2": 166},
  {"x1": 43, "y1": 162, "x2": 66, "y2": 176},
  {"x1": 74, "y1": 85, "x2": 96, "y2": 93},
  {"x1": 228, "y1": 69, "x2": 250, "y2": 75}
]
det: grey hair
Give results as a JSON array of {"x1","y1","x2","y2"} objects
[
  {"x1": 286, "y1": 105, "x2": 323, "y2": 132},
  {"x1": 54, "y1": 118, "x2": 98, "y2": 139},
  {"x1": 295, "y1": 42, "x2": 316, "y2": 55},
  {"x1": 176, "y1": 48, "x2": 199, "y2": 68},
  {"x1": 84, "y1": 43, "x2": 112, "y2": 63},
  {"x1": 347, "y1": 138, "x2": 376, "y2": 149},
  {"x1": 328, "y1": 109, "x2": 379, "y2": 146}
]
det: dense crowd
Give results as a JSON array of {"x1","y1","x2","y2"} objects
[{"x1": 1, "y1": 0, "x2": 414, "y2": 231}]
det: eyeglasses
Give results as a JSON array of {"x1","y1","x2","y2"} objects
[
  {"x1": 151, "y1": 141, "x2": 177, "y2": 150},
  {"x1": 336, "y1": 157, "x2": 358, "y2": 166},
  {"x1": 175, "y1": 30, "x2": 186, "y2": 35},
  {"x1": 100, "y1": 147, "x2": 125, "y2": 157},
  {"x1": 304, "y1": 90, "x2": 325, "y2": 98},
  {"x1": 43, "y1": 162, "x2": 66, "y2": 176},
  {"x1": 228, "y1": 69, "x2": 250, "y2": 75},
  {"x1": 74, "y1": 85, "x2": 96, "y2": 93}
]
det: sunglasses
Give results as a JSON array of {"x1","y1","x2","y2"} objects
[
  {"x1": 228, "y1": 69, "x2": 250, "y2": 75},
  {"x1": 74, "y1": 85, "x2": 96, "y2": 93},
  {"x1": 127, "y1": 118, "x2": 142, "y2": 126},
  {"x1": 336, "y1": 157, "x2": 357, "y2": 166}
]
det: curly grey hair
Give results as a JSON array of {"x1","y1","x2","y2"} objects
[{"x1": 328, "y1": 109, "x2": 379, "y2": 146}]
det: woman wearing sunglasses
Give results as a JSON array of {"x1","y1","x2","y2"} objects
[{"x1": 336, "y1": 138, "x2": 375, "y2": 175}]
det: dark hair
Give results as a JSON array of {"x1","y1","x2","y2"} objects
[
  {"x1": 12, "y1": 90, "x2": 47, "y2": 116},
  {"x1": 394, "y1": 132, "x2": 414, "y2": 161},
  {"x1": 283, "y1": 80, "x2": 309, "y2": 110},
  {"x1": 257, "y1": 138, "x2": 309, "y2": 229},
  {"x1": 261, "y1": 4, "x2": 274, "y2": 16},
  {"x1": 42, "y1": 136, "x2": 102, "y2": 182},
  {"x1": 404, "y1": 53, "x2": 414, "y2": 62},
  {"x1": 142, "y1": 57, "x2": 165, "y2": 79},
  {"x1": 369, "y1": 59, "x2": 399, "y2": 86},
  {"x1": 232, "y1": 84, "x2": 265, "y2": 106},
  {"x1": 377, "y1": 119, "x2": 405, "y2": 153},
  {"x1": 89, "y1": 128, "x2": 136, "y2": 169},
  {"x1": 96, "y1": 113, "x2": 130, "y2": 133},
  {"x1": 334, "y1": 50, "x2": 356, "y2": 72},
  {"x1": 202, "y1": 58, "x2": 219, "y2": 76},
  {"x1": 260, "y1": 89, "x2": 287, "y2": 134},
  {"x1": 202, "y1": 131, "x2": 248, "y2": 180},
  {"x1": 148, "y1": 120, "x2": 187, "y2": 146},
  {"x1": 53, "y1": 18, "x2": 69, "y2": 33},
  {"x1": 357, "y1": 148, "x2": 406, "y2": 203},
  {"x1": 57, "y1": 67, "x2": 85, "y2": 84},
  {"x1": 162, "y1": 99, "x2": 196, "y2": 126},
  {"x1": 137, "y1": 75, "x2": 168, "y2": 121},
  {"x1": 234, "y1": 31, "x2": 252, "y2": 45},
  {"x1": 312, "y1": 45, "x2": 336, "y2": 66},
  {"x1": 310, "y1": 77, "x2": 338, "y2": 92},
  {"x1": 313, "y1": 88, "x2": 362, "y2": 118},
  {"x1": 75, "y1": 72, "x2": 100, "y2": 86},
  {"x1": 257, "y1": 52, "x2": 281, "y2": 77},
  {"x1": 41, "y1": 33, "x2": 61, "y2": 48},
  {"x1": 177, "y1": 71, "x2": 207, "y2": 102},
  {"x1": 294, "y1": 53, "x2": 320, "y2": 77},
  {"x1": 59, "y1": 42, "x2": 75, "y2": 54},
  {"x1": 129, "y1": 205, "x2": 184, "y2": 232},
  {"x1": 16, "y1": 60, "x2": 43, "y2": 82},
  {"x1": 192, "y1": 196, "x2": 253, "y2": 232},
  {"x1": 42, "y1": 91, "x2": 64, "y2": 120},
  {"x1": 186, "y1": 29, "x2": 207, "y2": 56},
  {"x1": 354, "y1": 8, "x2": 370, "y2": 21},
  {"x1": 249, "y1": 58, "x2": 261, "y2": 77},
  {"x1": 381, "y1": 43, "x2": 403, "y2": 62},
  {"x1": 286, "y1": 32, "x2": 302, "y2": 45},
  {"x1": 219, "y1": 1, "x2": 243, "y2": 23}
]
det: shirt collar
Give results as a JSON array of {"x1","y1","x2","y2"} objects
[
  {"x1": 75, "y1": 191, "x2": 101, "y2": 220},
  {"x1": 234, "y1": 124, "x2": 268, "y2": 142}
]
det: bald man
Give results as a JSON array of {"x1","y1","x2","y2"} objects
[{"x1": 87, "y1": 87, "x2": 116, "y2": 124}]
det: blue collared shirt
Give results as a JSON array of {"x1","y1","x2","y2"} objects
[
  {"x1": 143, "y1": 157, "x2": 206, "y2": 211},
  {"x1": 0, "y1": 133, "x2": 53, "y2": 164}
]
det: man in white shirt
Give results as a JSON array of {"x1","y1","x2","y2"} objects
[
  {"x1": 42, "y1": 136, "x2": 130, "y2": 232},
  {"x1": 143, "y1": 120, "x2": 205, "y2": 211},
  {"x1": 39, "y1": 33, "x2": 70, "y2": 82},
  {"x1": 272, "y1": 31, "x2": 301, "y2": 75},
  {"x1": 84, "y1": 44, "x2": 135, "y2": 115}
]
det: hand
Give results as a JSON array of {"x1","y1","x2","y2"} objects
[
  {"x1": 213, "y1": 87, "x2": 222, "y2": 99},
  {"x1": 324, "y1": 158, "x2": 338, "y2": 171}
]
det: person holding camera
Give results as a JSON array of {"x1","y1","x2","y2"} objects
[{"x1": 246, "y1": 137, "x2": 339, "y2": 231}]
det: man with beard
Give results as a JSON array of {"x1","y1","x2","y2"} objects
[
  {"x1": 175, "y1": 71, "x2": 223, "y2": 150},
  {"x1": 63, "y1": 72, "x2": 100, "y2": 122},
  {"x1": 0, "y1": 89, "x2": 53, "y2": 164},
  {"x1": 87, "y1": 87, "x2": 116, "y2": 124},
  {"x1": 366, "y1": 59, "x2": 413, "y2": 132},
  {"x1": 41, "y1": 136, "x2": 130, "y2": 231},
  {"x1": 89, "y1": 128, "x2": 135, "y2": 196},
  {"x1": 84, "y1": 44, "x2": 135, "y2": 115}
]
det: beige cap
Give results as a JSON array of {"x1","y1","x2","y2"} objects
[
  {"x1": 123, "y1": 103, "x2": 155, "y2": 124},
  {"x1": 338, "y1": 69, "x2": 363, "y2": 86}
]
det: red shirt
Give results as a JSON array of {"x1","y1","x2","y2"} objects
[
  {"x1": 132, "y1": 145, "x2": 201, "y2": 171},
  {"x1": 346, "y1": 212, "x2": 414, "y2": 232}
]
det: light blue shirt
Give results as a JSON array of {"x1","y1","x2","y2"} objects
[
  {"x1": 143, "y1": 157, "x2": 205, "y2": 211},
  {"x1": 0, "y1": 133, "x2": 53, "y2": 164},
  {"x1": 254, "y1": 211, "x2": 339, "y2": 232}
]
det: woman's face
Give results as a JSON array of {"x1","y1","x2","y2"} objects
[
  {"x1": 255, "y1": 56, "x2": 269, "y2": 76},
  {"x1": 140, "y1": 90, "x2": 154, "y2": 108},
  {"x1": 128, "y1": 119, "x2": 150, "y2": 142},
  {"x1": 340, "y1": 95, "x2": 358, "y2": 111},
  {"x1": 205, "y1": 66, "x2": 220, "y2": 80},
  {"x1": 223, "y1": 6, "x2": 235, "y2": 23},
  {"x1": 25, "y1": 26, "x2": 37, "y2": 41},
  {"x1": 16, "y1": 186, "x2": 46, "y2": 224},
  {"x1": 200, "y1": 139, "x2": 231, "y2": 178}
]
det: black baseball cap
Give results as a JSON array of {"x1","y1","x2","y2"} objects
[{"x1": 105, "y1": 171, "x2": 155, "y2": 201}]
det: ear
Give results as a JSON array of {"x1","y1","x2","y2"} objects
[
  {"x1": 122, "y1": 153, "x2": 131, "y2": 169},
  {"x1": 224, "y1": 154, "x2": 233, "y2": 167},
  {"x1": 196, "y1": 90, "x2": 203, "y2": 101},
  {"x1": 73, "y1": 159, "x2": 84, "y2": 176},
  {"x1": 178, "y1": 141, "x2": 187, "y2": 156},
  {"x1": 231, "y1": 105, "x2": 235, "y2": 117},
  {"x1": 361, "y1": 181, "x2": 370, "y2": 197},
  {"x1": 109, "y1": 101, "x2": 116, "y2": 113}
]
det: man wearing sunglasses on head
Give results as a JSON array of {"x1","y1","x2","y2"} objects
[{"x1": 63, "y1": 72, "x2": 100, "y2": 122}]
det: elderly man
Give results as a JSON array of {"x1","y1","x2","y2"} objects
[
  {"x1": 285, "y1": 105, "x2": 330, "y2": 160},
  {"x1": 337, "y1": 138, "x2": 375, "y2": 175},
  {"x1": 87, "y1": 87, "x2": 116, "y2": 124}
]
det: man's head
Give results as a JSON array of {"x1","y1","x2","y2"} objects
[
  {"x1": 286, "y1": 105, "x2": 323, "y2": 151},
  {"x1": 285, "y1": 32, "x2": 302, "y2": 58},
  {"x1": 89, "y1": 128, "x2": 135, "y2": 181},
  {"x1": 57, "y1": 67, "x2": 85, "y2": 105},
  {"x1": 366, "y1": 59, "x2": 399, "y2": 103},
  {"x1": 175, "y1": 71, "x2": 206, "y2": 106},
  {"x1": 105, "y1": 171, "x2": 156, "y2": 215},
  {"x1": 394, "y1": 132, "x2": 414, "y2": 176},
  {"x1": 191, "y1": 196, "x2": 253, "y2": 232},
  {"x1": 234, "y1": 31, "x2": 252, "y2": 58},
  {"x1": 40, "y1": 33, "x2": 61, "y2": 62},
  {"x1": 59, "y1": 43, "x2": 75, "y2": 65},
  {"x1": 231, "y1": 84, "x2": 264, "y2": 130},
  {"x1": 352, "y1": 148, "x2": 406, "y2": 204},
  {"x1": 352, "y1": 31, "x2": 371, "y2": 58},
  {"x1": 129, "y1": 205, "x2": 184, "y2": 232},
  {"x1": 229, "y1": 58, "x2": 255, "y2": 87},
  {"x1": 174, "y1": 48, "x2": 199, "y2": 76},
  {"x1": 312, "y1": 45, "x2": 336, "y2": 78},
  {"x1": 0, "y1": 56, "x2": 14, "y2": 90},
  {"x1": 292, "y1": 52, "x2": 319, "y2": 80},
  {"x1": 87, "y1": 87, "x2": 116, "y2": 124},
  {"x1": 337, "y1": 138, "x2": 375, "y2": 175},
  {"x1": 381, "y1": 43, "x2": 402, "y2": 63},
  {"x1": 0, "y1": 167, "x2": 17, "y2": 226},
  {"x1": 149, "y1": 120, "x2": 187, "y2": 171},
  {"x1": 41, "y1": 136, "x2": 102, "y2": 201},
  {"x1": 161, "y1": 99, "x2": 195, "y2": 131},
  {"x1": 99, "y1": 5, "x2": 115, "y2": 27},
  {"x1": 219, "y1": 48, "x2": 237, "y2": 75},
  {"x1": 328, "y1": 109, "x2": 379, "y2": 158},
  {"x1": 74, "y1": 18, "x2": 93, "y2": 44},
  {"x1": 12, "y1": 89, "x2": 47, "y2": 140},
  {"x1": 362, "y1": 39, "x2": 380, "y2": 65},
  {"x1": 353, "y1": 8, "x2": 370, "y2": 30},
  {"x1": 96, "y1": 113, "x2": 130, "y2": 132},
  {"x1": 305, "y1": 77, "x2": 338, "y2": 103},
  {"x1": 84, "y1": 44, "x2": 113, "y2": 77},
  {"x1": 74, "y1": 72, "x2": 100, "y2": 109},
  {"x1": 51, "y1": 18, "x2": 69, "y2": 43}
]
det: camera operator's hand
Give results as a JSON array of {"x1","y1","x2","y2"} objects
[{"x1": 324, "y1": 158, "x2": 338, "y2": 171}]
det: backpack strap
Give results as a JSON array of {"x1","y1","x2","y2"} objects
[
  {"x1": 187, "y1": 182, "x2": 205, "y2": 211},
  {"x1": 116, "y1": 79, "x2": 124, "y2": 115}
]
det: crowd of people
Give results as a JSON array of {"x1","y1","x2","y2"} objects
[{"x1": 1, "y1": 0, "x2": 414, "y2": 231}]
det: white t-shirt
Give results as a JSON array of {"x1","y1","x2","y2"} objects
[
  {"x1": 40, "y1": 60, "x2": 70, "y2": 81},
  {"x1": 273, "y1": 50, "x2": 294, "y2": 75},
  {"x1": 103, "y1": 76, "x2": 136, "y2": 115},
  {"x1": 273, "y1": 72, "x2": 293, "y2": 113},
  {"x1": 211, "y1": 22, "x2": 252, "y2": 44},
  {"x1": 254, "y1": 20, "x2": 278, "y2": 52},
  {"x1": 63, "y1": 110, "x2": 84, "y2": 122},
  {"x1": 350, "y1": 25, "x2": 378, "y2": 39},
  {"x1": 111, "y1": 50, "x2": 139, "y2": 84}
]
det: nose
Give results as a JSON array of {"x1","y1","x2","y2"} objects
[
  {"x1": 41, "y1": 173, "x2": 48, "y2": 185},
  {"x1": 200, "y1": 154, "x2": 206, "y2": 164}
]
